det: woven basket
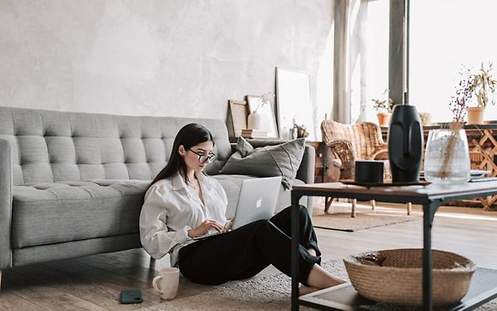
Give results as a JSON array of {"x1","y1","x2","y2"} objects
[{"x1": 343, "y1": 249, "x2": 476, "y2": 306}]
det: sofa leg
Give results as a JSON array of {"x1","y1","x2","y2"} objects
[
  {"x1": 407, "y1": 202, "x2": 412, "y2": 216},
  {"x1": 0, "y1": 270, "x2": 2, "y2": 289},
  {"x1": 351, "y1": 199, "x2": 357, "y2": 218},
  {"x1": 371, "y1": 200, "x2": 376, "y2": 211}
]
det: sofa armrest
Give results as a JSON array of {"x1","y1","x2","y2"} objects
[
  {"x1": 0, "y1": 138, "x2": 13, "y2": 269},
  {"x1": 296, "y1": 144, "x2": 316, "y2": 184}
]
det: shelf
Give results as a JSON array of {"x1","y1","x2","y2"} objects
[{"x1": 299, "y1": 267, "x2": 497, "y2": 311}]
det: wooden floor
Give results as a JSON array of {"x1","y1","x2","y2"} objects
[
  {"x1": 314, "y1": 201, "x2": 497, "y2": 269},
  {"x1": 1, "y1": 202, "x2": 496, "y2": 310}
]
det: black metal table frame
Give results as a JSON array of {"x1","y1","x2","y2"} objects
[{"x1": 290, "y1": 186, "x2": 497, "y2": 311}]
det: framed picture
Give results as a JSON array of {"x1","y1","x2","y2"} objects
[
  {"x1": 227, "y1": 99, "x2": 248, "y2": 137},
  {"x1": 246, "y1": 94, "x2": 279, "y2": 138},
  {"x1": 275, "y1": 67, "x2": 315, "y2": 140}
]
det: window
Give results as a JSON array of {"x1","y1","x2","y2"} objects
[
  {"x1": 410, "y1": 0, "x2": 497, "y2": 122},
  {"x1": 350, "y1": 0, "x2": 389, "y2": 122}
]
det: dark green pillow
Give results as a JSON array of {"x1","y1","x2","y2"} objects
[{"x1": 220, "y1": 137, "x2": 306, "y2": 189}]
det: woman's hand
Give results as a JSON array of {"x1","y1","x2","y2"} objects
[
  {"x1": 187, "y1": 219, "x2": 224, "y2": 238},
  {"x1": 223, "y1": 218, "x2": 234, "y2": 232}
]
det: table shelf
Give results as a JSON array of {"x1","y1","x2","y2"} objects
[{"x1": 299, "y1": 267, "x2": 497, "y2": 311}]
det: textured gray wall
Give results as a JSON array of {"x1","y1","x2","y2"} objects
[{"x1": 0, "y1": 0, "x2": 334, "y2": 121}]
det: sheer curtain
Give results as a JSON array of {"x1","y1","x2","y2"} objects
[
  {"x1": 332, "y1": 0, "x2": 389, "y2": 124},
  {"x1": 332, "y1": 0, "x2": 368, "y2": 124}
]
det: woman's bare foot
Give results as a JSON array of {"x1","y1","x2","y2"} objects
[
  {"x1": 329, "y1": 278, "x2": 347, "y2": 287},
  {"x1": 299, "y1": 285, "x2": 320, "y2": 296},
  {"x1": 306, "y1": 264, "x2": 347, "y2": 289}
]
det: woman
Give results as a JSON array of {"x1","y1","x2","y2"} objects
[{"x1": 140, "y1": 123, "x2": 345, "y2": 294}]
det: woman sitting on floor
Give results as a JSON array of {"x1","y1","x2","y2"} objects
[{"x1": 139, "y1": 123, "x2": 345, "y2": 294}]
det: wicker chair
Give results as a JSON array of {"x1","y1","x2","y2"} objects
[{"x1": 320, "y1": 120, "x2": 411, "y2": 216}]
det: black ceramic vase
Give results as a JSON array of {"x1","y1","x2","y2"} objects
[{"x1": 388, "y1": 105, "x2": 424, "y2": 183}]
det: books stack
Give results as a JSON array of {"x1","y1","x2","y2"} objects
[{"x1": 241, "y1": 129, "x2": 268, "y2": 139}]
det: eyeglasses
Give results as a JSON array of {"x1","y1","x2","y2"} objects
[{"x1": 189, "y1": 149, "x2": 216, "y2": 163}]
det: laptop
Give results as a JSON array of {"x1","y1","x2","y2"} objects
[{"x1": 194, "y1": 176, "x2": 282, "y2": 240}]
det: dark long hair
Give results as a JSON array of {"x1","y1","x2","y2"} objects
[{"x1": 146, "y1": 123, "x2": 214, "y2": 192}]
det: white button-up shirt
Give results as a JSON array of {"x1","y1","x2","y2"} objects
[{"x1": 139, "y1": 172, "x2": 228, "y2": 267}]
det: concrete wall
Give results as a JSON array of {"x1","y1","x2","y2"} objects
[{"x1": 0, "y1": 0, "x2": 334, "y2": 125}]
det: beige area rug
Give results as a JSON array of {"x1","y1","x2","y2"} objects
[
  {"x1": 154, "y1": 259, "x2": 496, "y2": 311},
  {"x1": 312, "y1": 203, "x2": 419, "y2": 232}
]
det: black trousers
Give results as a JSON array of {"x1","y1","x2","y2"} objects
[{"x1": 178, "y1": 205, "x2": 321, "y2": 286}]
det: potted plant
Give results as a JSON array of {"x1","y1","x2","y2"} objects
[
  {"x1": 371, "y1": 90, "x2": 395, "y2": 127},
  {"x1": 466, "y1": 63, "x2": 497, "y2": 124}
]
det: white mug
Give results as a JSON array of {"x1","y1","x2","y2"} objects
[{"x1": 152, "y1": 267, "x2": 180, "y2": 300}]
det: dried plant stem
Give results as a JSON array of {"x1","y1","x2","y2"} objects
[{"x1": 437, "y1": 122, "x2": 463, "y2": 179}]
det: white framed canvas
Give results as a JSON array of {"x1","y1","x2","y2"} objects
[
  {"x1": 275, "y1": 67, "x2": 315, "y2": 140},
  {"x1": 246, "y1": 94, "x2": 279, "y2": 138}
]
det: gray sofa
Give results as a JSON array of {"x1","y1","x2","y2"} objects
[{"x1": 0, "y1": 106, "x2": 314, "y2": 282}]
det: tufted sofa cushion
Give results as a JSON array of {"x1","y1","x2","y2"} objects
[
  {"x1": 11, "y1": 180, "x2": 150, "y2": 248},
  {"x1": 0, "y1": 107, "x2": 231, "y2": 185}
]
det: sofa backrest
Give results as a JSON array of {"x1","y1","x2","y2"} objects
[{"x1": 0, "y1": 106, "x2": 231, "y2": 185}]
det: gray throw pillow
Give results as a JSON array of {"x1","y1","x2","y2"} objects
[
  {"x1": 236, "y1": 136, "x2": 254, "y2": 157},
  {"x1": 219, "y1": 137, "x2": 306, "y2": 189}
]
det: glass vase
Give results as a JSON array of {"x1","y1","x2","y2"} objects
[{"x1": 424, "y1": 128, "x2": 470, "y2": 184}]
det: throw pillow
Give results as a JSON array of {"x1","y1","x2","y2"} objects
[
  {"x1": 219, "y1": 137, "x2": 306, "y2": 189},
  {"x1": 236, "y1": 136, "x2": 254, "y2": 157}
]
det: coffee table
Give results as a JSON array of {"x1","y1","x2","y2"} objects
[{"x1": 290, "y1": 181, "x2": 497, "y2": 311}]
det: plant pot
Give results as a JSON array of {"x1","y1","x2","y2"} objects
[
  {"x1": 376, "y1": 112, "x2": 391, "y2": 127},
  {"x1": 467, "y1": 107, "x2": 485, "y2": 124}
]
